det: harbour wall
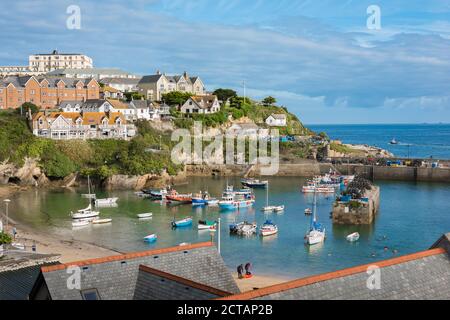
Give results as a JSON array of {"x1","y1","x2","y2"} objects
[
  {"x1": 187, "y1": 163, "x2": 450, "y2": 183},
  {"x1": 334, "y1": 164, "x2": 450, "y2": 183},
  {"x1": 332, "y1": 186, "x2": 380, "y2": 225}
]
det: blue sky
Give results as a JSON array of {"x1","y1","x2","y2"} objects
[{"x1": 1, "y1": 0, "x2": 449, "y2": 124}]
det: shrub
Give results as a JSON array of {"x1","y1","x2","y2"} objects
[{"x1": 0, "y1": 232, "x2": 12, "y2": 245}]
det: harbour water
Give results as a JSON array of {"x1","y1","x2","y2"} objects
[
  {"x1": 8, "y1": 176, "x2": 450, "y2": 279},
  {"x1": 308, "y1": 124, "x2": 450, "y2": 160}
]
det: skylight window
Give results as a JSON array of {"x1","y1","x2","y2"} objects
[{"x1": 81, "y1": 289, "x2": 100, "y2": 300}]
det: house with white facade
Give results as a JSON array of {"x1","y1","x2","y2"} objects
[
  {"x1": 265, "y1": 113, "x2": 287, "y2": 127},
  {"x1": 180, "y1": 95, "x2": 220, "y2": 114},
  {"x1": 59, "y1": 99, "x2": 116, "y2": 113},
  {"x1": 99, "y1": 77, "x2": 141, "y2": 93}
]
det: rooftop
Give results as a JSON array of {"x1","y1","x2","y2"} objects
[{"x1": 31, "y1": 242, "x2": 239, "y2": 300}]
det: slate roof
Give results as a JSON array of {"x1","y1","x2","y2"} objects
[
  {"x1": 188, "y1": 95, "x2": 219, "y2": 109},
  {"x1": 138, "y1": 74, "x2": 164, "y2": 85},
  {"x1": 0, "y1": 75, "x2": 97, "y2": 88},
  {"x1": 100, "y1": 77, "x2": 141, "y2": 85},
  {"x1": 46, "y1": 68, "x2": 133, "y2": 77},
  {"x1": 31, "y1": 242, "x2": 239, "y2": 300},
  {"x1": 221, "y1": 246, "x2": 450, "y2": 300},
  {"x1": 0, "y1": 251, "x2": 60, "y2": 300},
  {"x1": 133, "y1": 265, "x2": 231, "y2": 300},
  {"x1": 269, "y1": 113, "x2": 287, "y2": 120}
]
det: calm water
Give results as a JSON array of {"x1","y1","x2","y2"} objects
[
  {"x1": 308, "y1": 124, "x2": 450, "y2": 160},
  {"x1": 8, "y1": 177, "x2": 450, "y2": 279}
]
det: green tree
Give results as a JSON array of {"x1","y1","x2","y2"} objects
[
  {"x1": 0, "y1": 232, "x2": 12, "y2": 245},
  {"x1": 162, "y1": 91, "x2": 193, "y2": 106},
  {"x1": 213, "y1": 88, "x2": 237, "y2": 102},
  {"x1": 40, "y1": 144, "x2": 76, "y2": 178},
  {"x1": 262, "y1": 96, "x2": 277, "y2": 106}
]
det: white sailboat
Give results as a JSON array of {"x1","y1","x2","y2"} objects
[
  {"x1": 72, "y1": 176, "x2": 100, "y2": 220},
  {"x1": 305, "y1": 190, "x2": 325, "y2": 246},
  {"x1": 261, "y1": 182, "x2": 284, "y2": 212}
]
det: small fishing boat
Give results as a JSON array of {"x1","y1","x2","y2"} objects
[
  {"x1": 143, "y1": 188, "x2": 168, "y2": 200},
  {"x1": 260, "y1": 220, "x2": 278, "y2": 237},
  {"x1": 192, "y1": 191, "x2": 210, "y2": 206},
  {"x1": 95, "y1": 197, "x2": 118, "y2": 206},
  {"x1": 304, "y1": 208, "x2": 312, "y2": 215},
  {"x1": 241, "y1": 178, "x2": 268, "y2": 188},
  {"x1": 71, "y1": 204, "x2": 100, "y2": 219},
  {"x1": 172, "y1": 217, "x2": 193, "y2": 228},
  {"x1": 144, "y1": 234, "x2": 157, "y2": 242},
  {"x1": 166, "y1": 190, "x2": 192, "y2": 204},
  {"x1": 137, "y1": 213, "x2": 153, "y2": 219},
  {"x1": 198, "y1": 220, "x2": 217, "y2": 231},
  {"x1": 389, "y1": 138, "x2": 398, "y2": 145},
  {"x1": 261, "y1": 206, "x2": 276, "y2": 212},
  {"x1": 230, "y1": 221, "x2": 257, "y2": 236},
  {"x1": 218, "y1": 186, "x2": 255, "y2": 211},
  {"x1": 346, "y1": 232, "x2": 360, "y2": 242},
  {"x1": 273, "y1": 205, "x2": 285, "y2": 212},
  {"x1": 206, "y1": 198, "x2": 219, "y2": 206},
  {"x1": 92, "y1": 218, "x2": 112, "y2": 225},
  {"x1": 302, "y1": 181, "x2": 335, "y2": 193},
  {"x1": 72, "y1": 220, "x2": 90, "y2": 228}
]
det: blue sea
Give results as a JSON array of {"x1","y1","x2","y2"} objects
[{"x1": 308, "y1": 124, "x2": 450, "y2": 160}]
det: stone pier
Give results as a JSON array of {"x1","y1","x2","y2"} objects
[{"x1": 332, "y1": 186, "x2": 380, "y2": 225}]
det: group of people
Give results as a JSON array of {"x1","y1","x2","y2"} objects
[{"x1": 237, "y1": 262, "x2": 252, "y2": 279}]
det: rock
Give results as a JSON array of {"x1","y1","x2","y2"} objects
[
  {"x1": 62, "y1": 173, "x2": 78, "y2": 188},
  {"x1": 36, "y1": 173, "x2": 50, "y2": 187}
]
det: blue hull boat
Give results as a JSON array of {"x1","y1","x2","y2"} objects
[{"x1": 172, "y1": 217, "x2": 193, "y2": 228}]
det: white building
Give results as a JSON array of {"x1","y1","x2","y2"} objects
[
  {"x1": 265, "y1": 113, "x2": 287, "y2": 127},
  {"x1": 29, "y1": 50, "x2": 93, "y2": 73},
  {"x1": 59, "y1": 100, "x2": 115, "y2": 113},
  {"x1": 180, "y1": 95, "x2": 220, "y2": 114},
  {"x1": 99, "y1": 78, "x2": 141, "y2": 92},
  {"x1": 47, "y1": 68, "x2": 138, "y2": 80}
]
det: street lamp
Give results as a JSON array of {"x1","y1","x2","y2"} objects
[{"x1": 3, "y1": 199, "x2": 11, "y2": 233}]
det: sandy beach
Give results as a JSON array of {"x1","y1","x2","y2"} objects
[{"x1": 232, "y1": 274, "x2": 291, "y2": 292}]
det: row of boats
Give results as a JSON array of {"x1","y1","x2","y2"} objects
[{"x1": 302, "y1": 171, "x2": 355, "y2": 194}]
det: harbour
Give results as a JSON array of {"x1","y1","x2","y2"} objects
[{"x1": 5, "y1": 176, "x2": 450, "y2": 279}]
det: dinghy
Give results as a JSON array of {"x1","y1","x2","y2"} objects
[
  {"x1": 198, "y1": 220, "x2": 217, "y2": 231},
  {"x1": 92, "y1": 218, "x2": 112, "y2": 225},
  {"x1": 144, "y1": 234, "x2": 157, "y2": 242},
  {"x1": 72, "y1": 220, "x2": 90, "y2": 228},
  {"x1": 172, "y1": 217, "x2": 193, "y2": 228},
  {"x1": 95, "y1": 197, "x2": 118, "y2": 206},
  {"x1": 206, "y1": 198, "x2": 219, "y2": 206},
  {"x1": 241, "y1": 178, "x2": 268, "y2": 188},
  {"x1": 273, "y1": 205, "x2": 285, "y2": 212},
  {"x1": 137, "y1": 213, "x2": 153, "y2": 219},
  {"x1": 304, "y1": 208, "x2": 312, "y2": 215},
  {"x1": 346, "y1": 232, "x2": 360, "y2": 242}
]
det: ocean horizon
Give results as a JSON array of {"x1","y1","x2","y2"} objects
[{"x1": 308, "y1": 123, "x2": 450, "y2": 160}]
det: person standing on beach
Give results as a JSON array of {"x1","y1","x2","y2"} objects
[
  {"x1": 245, "y1": 262, "x2": 252, "y2": 276},
  {"x1": 237, "y1": 264, "x2": 244, "y2": 279}
]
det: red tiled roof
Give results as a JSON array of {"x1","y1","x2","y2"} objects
[
  {"x1": 138, "y1": 265, "x2": 231, "y2": 297},
  {"x1": 41, "y1": 242, "x2": 214, "y2": 273},
  {"x1": 219, "y1": 248, "x2": 446, "y2": 300}
]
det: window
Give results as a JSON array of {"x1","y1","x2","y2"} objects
[{"x1": 81, "y1": 289, "x2": 100, "y2": 300}]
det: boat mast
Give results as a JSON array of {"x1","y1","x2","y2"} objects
[{"x1": 266, "y1": 182, "x2": 269, "y2": 207}]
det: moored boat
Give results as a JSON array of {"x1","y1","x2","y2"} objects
[
  {"x1": 346, "y1": 232, "x2": 360, "y2": 242},
  {"x1": 137, "y1": 213, "x2": 153, "y2": 219},
  {"x1": 305, "y1": 191, "x2": 326, "y2": 246},
  {"x1": 192, "y1": 191, "x2": 210, "y2": 206},
  {"x1": 72, "y1": 220, "x2": 91, "y2": 228},
  {"x1": 172, "y1": 217, "x2": 193, "y2": 228},
  {"x1": 230, "y1": 221, "x2": 257, "y2": 236},
  {"x1": 198, "y1": 220, "x2": 217, "y2": 231},
  {"x1": 71, "y1": 204, "x2": 100, "y2": 219},
  {"x1": 95, "y1": 197, "x2": 118, "y2": 206},
  {"x1": 218, "y1": 186, "x2": 255, "y2": 210},
  {"x1": 144, "y1": 234, "x2": 157, "y2": 242},
  {"x1": 304, "y1": 208, "x2": 312, "y2": 215},
  {"x1": 92, "y1": 218, "x2": 112, "y2": 225},
  {"x1": 260, "y1": 220, "x2": 278, "y2": 237},
  {"x1": 206, "y1": 198, "x2": 219, "y2": 206},
  {"x1": 241, "y1": 178, "x2": 268, "y2": 188},
  {"x1": 166, "y1": 190, "x2": 192, "y2": 204}
]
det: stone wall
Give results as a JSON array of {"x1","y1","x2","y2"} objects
[{"x1": 332, "y1": 186, "x2": 380, "y2": 225}]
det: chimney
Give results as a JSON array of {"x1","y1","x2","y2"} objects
[
  {"x1": 156, "y1": 70, "x2": 161, "y2": 75},
  {"x1": 183, "y1": 71, "x2": 188, "y2": 79}
]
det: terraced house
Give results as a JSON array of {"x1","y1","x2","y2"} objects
[
  {"x1": 0, "y1": 75, "x2": 99, "y2": 110},
  {"x1": 137, "y1": 71, "x2": 205, "y2": 101},
  {"x1": 31, "y1": 110, "x2": 136, "y2": 140}
]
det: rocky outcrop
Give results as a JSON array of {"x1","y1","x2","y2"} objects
[
  {"x1": 0, "y1": 158, "x2": 48, "y2": 187},
  {"x1": 103, "y1": 169, "x2": 187, "y2": 190}
]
